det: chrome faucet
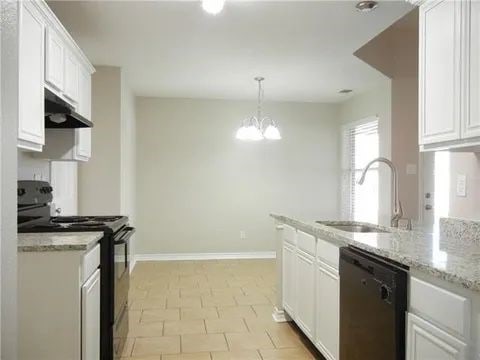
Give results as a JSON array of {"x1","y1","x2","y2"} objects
[{"x1": 357, "y1": 157, "x2": 403, "y2": 228}]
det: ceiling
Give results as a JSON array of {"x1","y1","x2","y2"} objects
[{"x1": 49, "y1": 1, "x2": 414, "y2": 103}]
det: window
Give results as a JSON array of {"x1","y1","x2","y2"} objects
[{"x1": 341, "y1": 118, "x2": 379, "y2": 223}]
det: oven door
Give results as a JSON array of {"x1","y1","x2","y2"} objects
[{"x1": 113, "y1": 226, "x2": 135, "y2": 358}]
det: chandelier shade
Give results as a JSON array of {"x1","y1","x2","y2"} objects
[{"x1": 235, "y1": 77, "x2": 281, "y2": 142}]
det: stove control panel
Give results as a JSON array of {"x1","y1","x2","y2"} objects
[{"x1": 17, "y1": 180, "x2": 53, "y2": 206}]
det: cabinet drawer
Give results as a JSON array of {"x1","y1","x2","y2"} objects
[
  {"x1": 316, "y1": 237, "x2": 339, "y2": 270},
  {"x1": 283, "y1": 225, "x2": 297, "y2": 245},
  {"x1": 82, "y1": 244, "x2": 100, "y2": 283},
  {"x1": 410, "y1": 277, "x2": 470, "y2": 339},
  {"x1": 297, "y1": 231, "x2": 316, "y2": 256}
]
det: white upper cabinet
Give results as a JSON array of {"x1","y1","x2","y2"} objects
[
  {"x1": 465, "y1": 0, "x2": 480, "y2": 139},
  {"x1": 78, "y1": 66, "x2": 92, "y2": 119},
  {"x1": 18, "y1": 1, "x2": 45, "y2": 152},
  {"x1": 45, "y1": 27, "x2": 64, "y2": 92},
  {"x1": 419, "y1": 0, "x2": 480, "y2": 151},
  {"x1": 75, "y1": 129, "x2": 92, "y2": 160},
  {"x1": 419, "y1": 0, "x2": 462, "y2": 147},
  {"x1": 74, "y1": 66, "x2": 92, "y2": 161},
  {"x1": 22, "y1": 0, "x2": 95, "y2": 158},
  {"x1": 64, "y1": 48, "x2": 79, "y2": 103}
]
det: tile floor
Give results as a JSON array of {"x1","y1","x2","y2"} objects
[{"x1": 122, "y1": 259, "x2": 322, "y2": 359}]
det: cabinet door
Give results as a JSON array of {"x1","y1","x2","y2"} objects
[
  {"x1": 77, "y1": 66, "x2": 92, "y2": 120},
  {"x1": 465, "y1": 0, "x2": 480, "y2": 138},
  {"x1": 75, "y1": 129, "x2": 92, "y2": 160},
  {"x1": 315, "y1": 263, "x2": 339, "y2": 360},
  {"x1": 18, "y1": 1, "x2": 45, "y2": 151},
  {"x1": 295, "y1": 251, "x2": 315, "y2": 340},
  {"x1": 64, "y1": 49, "x2": 79, "y2": 103},
  {"x1": 45, "y1": 28, "x2": 64, "y2": 91},
  {"x1": 82, "y1": 269, "x2": 101, "y2": 360},
  {"x1": 407, "y1": 313, "x2": 468, "y2": 360},
  {"x1": 419, "y1": 0, "x2": 462, "y2": 145},
  {"x1": 282, "y1": 243, "x2": 296, "y2": 317},
  {"x1": 75, "y1": 66, "x2": 92, "y2": 160}
]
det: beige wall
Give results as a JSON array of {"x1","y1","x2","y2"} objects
[
  {"x1": 136, "y1": 97, "x2": 340, "y2": 254},
  {"x1": 79, "y1": 66, "x2": 122, "y2": 215},
  {"x1": 78, "y1": 65, "x2": 137, "y2": 264},
  {"x1": 120, "y1": 74, "x2": 137, "y2": 264},
  {"x1": 338, "y1": 82, "x2": 393, "y2": 226}
]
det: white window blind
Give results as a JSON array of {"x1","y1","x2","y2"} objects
[{"x1": 341, "y1": 118, "x2": 379, "y2": 223}]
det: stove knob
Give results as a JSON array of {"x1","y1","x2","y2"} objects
[{"x1": 17, "y1": 188, "x2": 26, "y2": 196}]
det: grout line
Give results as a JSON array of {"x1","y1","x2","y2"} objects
[
  {"x1": 223, "y1": 332, "x2": 230, "y2": 351},
  {"x1": 129, "y1": 338, "x2": 136, "y2": 357},
  {"x1": 257, "y1": 349, "x2": 264, "y2": 360},
  {"x1": 265, "y1": 330, "x2": 277, "y2": 349},
  {"x1": 203, "y1": 319, "x2": 208, "y2": 334},
  {"x1": 243, "y1": 317, "x2": 250, "y2": 332}
]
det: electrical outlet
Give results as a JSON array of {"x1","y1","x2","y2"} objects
[
  {"x1": 456, "y1": 174, "x2": 467, "y2": 197},
  {"x1": 240, "y1": 231, "x2": 246, "y2": 239},
  {"x1": 406, "y1": 164, "x2": 417, "y2": 175}
]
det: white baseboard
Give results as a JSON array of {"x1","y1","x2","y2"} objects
[
  {"x1": 272, "y1": 306, "x2": 291, "y2": 323},
  {"x1": 135, "y1": 251, "x2": 276, "y2": 262}
]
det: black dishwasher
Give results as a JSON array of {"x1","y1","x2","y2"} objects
[{"x1": 339, "y1": 246, "x2": 407, "y2": 360}]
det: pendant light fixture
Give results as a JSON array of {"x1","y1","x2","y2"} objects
[
  {"x1": 236, "y1": 77, "x2": 282, "y2": 141},
  {"x1": 202, "y1": 0, "x2": 225, "y2": 15}
]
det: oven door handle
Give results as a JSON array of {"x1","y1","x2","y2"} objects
[{"x1": 114, "y1": 226, "x2": 136, "y2": 245}]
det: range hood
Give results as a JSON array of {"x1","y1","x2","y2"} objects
[{"x1": 44, "y1": 88, "x2": 93, "y2": 128}]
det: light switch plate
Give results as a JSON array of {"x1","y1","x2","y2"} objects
[{"x1": 456, "y1": 174, "x2": 467, "y2": 197}]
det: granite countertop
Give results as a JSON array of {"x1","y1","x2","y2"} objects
[
  {"x1": 271, "y1": 214, "x2": 480, "y2": 293},
  {"x1": 18, "y1": 232, "x2": 104, "y2": 252}
]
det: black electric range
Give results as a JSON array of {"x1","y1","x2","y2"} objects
[{"x1": 17, "y1": 180, "x2": 134, "y2": 360}]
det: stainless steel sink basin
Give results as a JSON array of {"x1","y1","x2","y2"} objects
[{"x1": 316, "y1": 222, "x2": 389, "y2": 233}]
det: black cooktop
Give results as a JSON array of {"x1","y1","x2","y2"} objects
[{"x1": 18, "y1": 215, "x2": 128, "y2": 234}]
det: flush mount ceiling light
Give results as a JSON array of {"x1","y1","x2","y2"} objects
[
  {"x1": 235, "y1": 77, "x2": 282, "y2": 142},
  {"x1": 355, "y1": 1, "x2": 378, "y2": 12},
  {"x1": 202, "y1": 0, "x2": 225, "y2": 15}
]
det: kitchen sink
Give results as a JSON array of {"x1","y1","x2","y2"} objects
[{"x1": 316, "y1": 222, "x2": 389, "y2": 233}]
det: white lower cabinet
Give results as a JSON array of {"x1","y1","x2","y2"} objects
[
  {"x1": 82, "y1": 269, "x2": 101, "y2": 360},
  {"x1": 282, "y1": 242, "x2": 296, "y2": 316},
  {"x1": 295, "y1": 250, "x2": 315, "y2": 339},
  {"x1": 315, "y1": 261, "x2": 340, "y2": 360},
  {"x1": 18, "y1": 243, "x2": 101, "y2": 360},
  {"x1": 280, "y1": 227, "x2": 340, "y2": 359},
  {"x1": 407, "y1": 313, "x2": 468, "y2": 360}
]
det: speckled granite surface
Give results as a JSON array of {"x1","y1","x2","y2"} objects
[
  {"x1": 440, "y1": 217, "x2": 480, "y2": 246},
  {"x1": 271, "y1": 214, "x2": 480, "y2": 292},
  {"x1": 18, "y1": 232, "x2": 103, "y2": 252}
]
